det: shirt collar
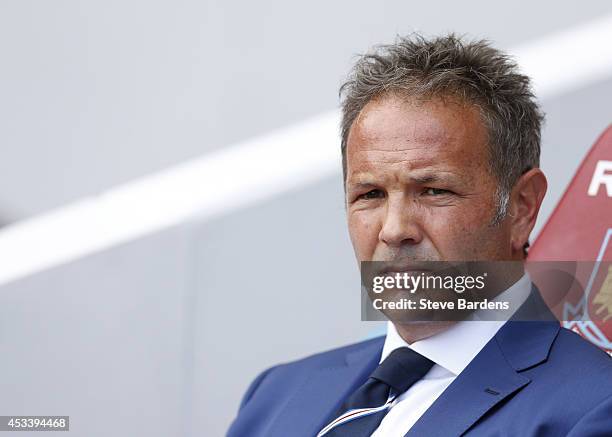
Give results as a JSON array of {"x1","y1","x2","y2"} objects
[{"x1": 379, "y1": 271, "x2": 532, "y2": 376}]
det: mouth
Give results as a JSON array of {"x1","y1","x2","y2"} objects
[
  {"x1": 380, "y1": 270, "x2": 431, "y2": 279},
  {"x1": 377, "y1": 262, "x2": 433, "y2": 276}
]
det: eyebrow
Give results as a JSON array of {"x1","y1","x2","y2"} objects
[
  {"x1": 347, "y1": 172, "x2": 456, "y2": 188},
  {"x1": 410, "y1": 174, "x2": 444, "y2": 185}
]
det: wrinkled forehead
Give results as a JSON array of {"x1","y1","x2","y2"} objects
[{"x1": 346, "y1": 95, "x2": 491, "y2": 180}]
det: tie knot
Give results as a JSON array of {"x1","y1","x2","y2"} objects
[{"x1": 371, "y1": 347, "x2": 434, "y2": 394}]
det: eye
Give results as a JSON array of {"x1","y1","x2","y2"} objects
[
  {"x1": 357, "y1": 189, "x2": 384, "y2": 200},
  {"x1": 423, "y1": 187, "x2": 452, "y2": 196}
]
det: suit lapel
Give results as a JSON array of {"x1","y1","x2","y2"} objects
[
  {"x1": 266, "y1": 337, "x2": 384, "y2": 437},
  {"x1": 406, "y1": 287, "x2": 560, "y2": 437},
  {"x1": 405, "y1": 332, "x2": 530, "y2": 437}
]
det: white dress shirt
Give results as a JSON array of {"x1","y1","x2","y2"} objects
[{"x1": 371, "y1": 272, "x2": 532, "y2": 437}]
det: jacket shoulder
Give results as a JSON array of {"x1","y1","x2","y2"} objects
[
  {"x1": 274, "y1": 335, "x2": 385, "y2": 372},
  {"x1": 553, "y1": 327, "x2": 612, "y2": 368},
  {"x1": 236, "y1": 336, "x2": 384, "y2": 411},
  {"x1": 544, "y1": 327, "x2": 612, "y2": 395}
]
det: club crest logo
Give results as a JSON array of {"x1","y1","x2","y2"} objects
[
  {"x1": 592, "y1": 265, "x2": 612, "y2": 322},
  {"x1": 564, "y1": 229, "x2": 612, "y2": 354}
]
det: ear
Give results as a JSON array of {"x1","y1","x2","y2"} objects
[{"x1": 508, "y1": 168, "x2": 548, "y2": 256}]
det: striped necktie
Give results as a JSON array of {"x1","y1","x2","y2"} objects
[{"x1": 317, "y1": 347, "x2": 434, "y2": 436}]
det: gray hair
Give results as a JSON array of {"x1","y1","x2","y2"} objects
[{"x1": 339, "y1": 33, "x2": 544, "y2": 225}]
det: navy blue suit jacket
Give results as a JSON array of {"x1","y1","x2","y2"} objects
[{"x1": 228, "y1": 290, "x2": 612, "y2": 436}]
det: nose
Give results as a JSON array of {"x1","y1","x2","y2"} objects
[{"x1": 379, "y1": 196, "x2": 424, "y2": 247}]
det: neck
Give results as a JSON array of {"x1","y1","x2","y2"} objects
[{"x1": 393, "y1": 321, "x2": 457, "y2": 344}]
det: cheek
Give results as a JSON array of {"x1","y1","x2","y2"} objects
[
  {"x1": 422, "y1": 206, "x2": 494, "y2": 256},
  {"x1": 348, "y1": 212, "x2": 380, "y2": 259}
]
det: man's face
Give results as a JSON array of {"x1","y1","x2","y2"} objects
[{"x1": 345, "y1": 94, "x2": 513, "y2": 264}]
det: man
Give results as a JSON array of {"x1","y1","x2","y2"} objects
[{"x1": 227, "y1": 34, "x2": 612, "y2": 436}]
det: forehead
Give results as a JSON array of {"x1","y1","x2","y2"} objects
[{"x1": 346, "y1": 95, "x2": 490, "y2": 179}]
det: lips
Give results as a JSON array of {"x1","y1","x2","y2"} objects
[
  {"x1": 382, "y1": 269, "x2": 431, "y2": 277},
  {"x1": 377, "y1": 262, "x2": 433, "y2": 276}
]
